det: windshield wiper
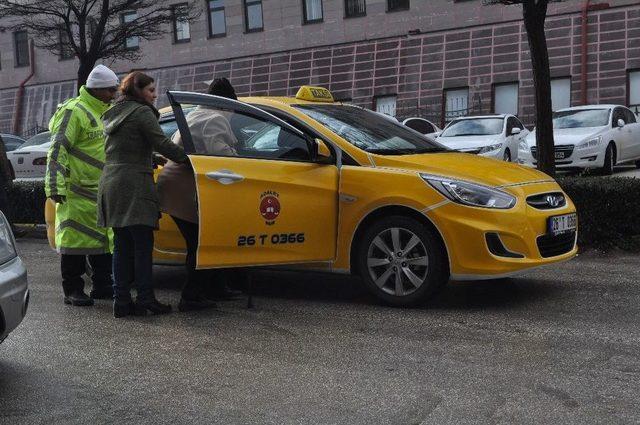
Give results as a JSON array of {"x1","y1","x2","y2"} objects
[{"x1": 366, "y1": 147, "x2": 447, "y2": 155}]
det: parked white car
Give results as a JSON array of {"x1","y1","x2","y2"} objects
[
  {"x1": 436, "y1": 115, "x2": 528, "y2": 162},
  {"x1": 0, "y1": 211, "x2": 29, "y2": 344},
  {"x1": 7, "y1": 131, "x2": 51, "y2": 181},
  {"x1": 402, "y1": 117, "x2": 441, "y2": 138},
  {"x1": 518, "y1": 105, "x2": 640, "y2": 174}
]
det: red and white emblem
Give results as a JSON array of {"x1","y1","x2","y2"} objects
[{"x1": 259, "y1": 192, "x2": 280, "y2": 225}]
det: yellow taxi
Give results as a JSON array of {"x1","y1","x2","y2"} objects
[{"x1": 47, "y1": 86, "x2": 578, "y2": 306}]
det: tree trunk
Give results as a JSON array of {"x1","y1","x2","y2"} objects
[
  {"x1": 76, "y1": 57, "x2": 97, "y2": 94},
  {"x1": 523, "y1": 0, "x2": 556, "y2": 177}
]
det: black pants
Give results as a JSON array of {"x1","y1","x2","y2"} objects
[
  {"x1": 172, "y1": 216, "x2": 229, "y2": 300},
  {"x1": 61, "y1": 253, "x2": 113, "y2": 296},
  {"x1": 112, "y1": 226, "x2": 155, "y2": 303}
]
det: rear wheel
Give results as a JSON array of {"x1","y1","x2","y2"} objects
[
  {"x1": 356, "y1": 215, "x2": 448, "y2": 306},
  {"x1": 601, "y1": 143, "x2": 615, "y2": 175}
]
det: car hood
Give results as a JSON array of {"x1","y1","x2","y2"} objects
[
  {"x1": 371, "y1": 152, "x2": 551, "y2": 187},
  {"x1": 435, "y1": 135, "x2": 501, "y2": 150},
  {"x1": 525, "y1": 127, "x2": 605, "y2": 146}
]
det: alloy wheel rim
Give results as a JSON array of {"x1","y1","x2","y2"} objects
[{"x1": 367, "y1": 227, "x2": 429, "y2": 297}]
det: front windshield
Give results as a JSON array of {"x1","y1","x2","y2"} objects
[
  {"x1": 553, "y1": 109, "x2": 610, "y2": 128},
  {"x1": 440, "y1": 118, "x2": 504, "y2": 137},
  {"x1": 294, "y1": 105, "x2": 446, "y2": 154},
  {"x1": 20, "y1": 132, "x2": 51, "y2": 148}
]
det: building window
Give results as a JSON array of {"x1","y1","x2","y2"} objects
[
  {"x1": 244, "y1": 0, "x2": 263, "y2": 32},
  {"x1": 494, "y1": 82, "x2": 519, "y2": 115},
  {"x1": 122, "y1": 12, "x2": 139, "y2": 50},
  {"x1": 629, "y1": 70, "x2": 640, "y2": 115},
  {"x1": 14, "y1": 31, "x2": 29, "y2": 67},
  {"x1": 59, "y1": 27, "x2": 74, "y2": 60},
  {"x1": 387, "y1": 0, "x2": 409, "y2": 12},
  {"x1": 207, "y1": 0, "x2": 226, "y2": 37},
  {"x1": 345, "y1": 0, "x2": 366, "y2": 18},
  {"x1": 303, "y1": 0, "x2": 323, "y2": 23},
  {"x1": 375, "y1": 95, "x2": 397, "y2": 117},
  {"x1": 172, "y1": 4, "x2": 191, "y2": 43},
  {"x1": 444, "y1": 87, "x2": 469, "y2": 122},
  {"x1": 551, "y1": 77, "x2": 571, "y2": 111}
]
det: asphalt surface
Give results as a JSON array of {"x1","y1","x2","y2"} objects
[{"x1": 1, "y1": 239, "x2": 639, "y2": 425}]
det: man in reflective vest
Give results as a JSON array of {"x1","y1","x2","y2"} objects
[{"x1": 45, "y1": 65, "x2": 119, "y2": 306}]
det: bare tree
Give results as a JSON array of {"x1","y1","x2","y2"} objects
[
  {"x1": 484, "y1": 0, "x2": 567, "y2": 177},
  {"x1": 0, "y1": 0, "x2": 199, "y2": 90}
]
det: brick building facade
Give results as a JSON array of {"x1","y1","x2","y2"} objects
[{"x1": 0, "y1": 0, "x2": 638, "y2": 136}]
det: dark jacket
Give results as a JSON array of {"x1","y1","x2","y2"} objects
[{"x1": 97, "y1": 100, "x2": 187, "y2": 229}]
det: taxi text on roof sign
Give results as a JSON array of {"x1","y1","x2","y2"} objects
[{"x1": 295, "y1": 86, "x2": 334, "y2": 103}]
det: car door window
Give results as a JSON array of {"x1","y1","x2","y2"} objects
[
  {"x1": 506, "y1": 117, "x2": 517, "y2": 134},
  {"x1": 513, "y1": 117, "x2": 525, "y2": 130},
  {"x1": 623, "y1": 108, "x2": 637, "y2": 124},
  {"x1": 613, "y1": 108, "x2": 626, "y2": 127},
  {"x1": 404, "y1": 118, "x2": 435, "y2": 134}
]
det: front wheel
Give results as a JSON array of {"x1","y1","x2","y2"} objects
[
  {"x1": 601, "y1": 143, "x2": 615, "y2": 175},
  {"x1": 356, "y1": 216, "x2": 449, "y2": 306},
  {"x1": 503, "y1": 148, "x2": 512, "y2": 162}
]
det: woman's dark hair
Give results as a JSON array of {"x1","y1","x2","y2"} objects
[
  {"x1": 119, "y1": 71, "x2": 155, "y2": 101},
  {"x1": 207, "y1": 77, "x2": 237, "y2": 100}
]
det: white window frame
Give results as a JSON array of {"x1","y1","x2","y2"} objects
[
  {"x1": 551, "y1": 77, "x2": 571, "y2": 111},
  {"x1": 494, "y1": 82, "x2": 519, "y2": 116}
]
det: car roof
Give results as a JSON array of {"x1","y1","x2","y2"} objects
[
  {"x1": 453, "y1": 114, "x2": 508, "y2": 120},
  {"x1": 556, "y1": 105, "x2": 620, "y2": 112}
]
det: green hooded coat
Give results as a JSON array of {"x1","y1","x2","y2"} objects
[
  {"x1": 45, "y1": 86, "x2": 113, "y2": 255},
  {"x1": 97, "y1": 100, "x2": 187, "y2": 229}
]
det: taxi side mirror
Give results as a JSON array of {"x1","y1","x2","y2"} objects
[
  {"x1": 314, "y1": 138, "x2": 333, "y2": 163},
  {"x1": 617, "y1": 118, "x2": 626, "y2": 128},
  {"x1": 511, "y1": 127, "x2": 521, "y2": 135}
]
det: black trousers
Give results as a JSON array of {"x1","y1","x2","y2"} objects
[
  {"x1": 172, "y1": 216, "x2": 229, "y2": 300},
  {"x1": 61, "y1": 253, "x2": 113, "y2": 296},
  {"x1": 112, "y1": 226, "x2": 156, "y2": 303}
]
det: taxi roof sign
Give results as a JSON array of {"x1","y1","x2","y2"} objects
[{"x1": 295, "y1": 86, "x2": 334, "y2": 103}]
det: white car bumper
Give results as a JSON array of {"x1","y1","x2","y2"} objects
[
  {"x1": 517, "y1": 145, "x2": 604, "y2": 169},
  {"x1": 0, "y1": 257, "x2": 29, "y2": 343}
]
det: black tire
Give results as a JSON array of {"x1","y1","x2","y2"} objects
[
  {"x1": 356, "y1": 215, "x2": 449, "y2": 307},
  {"x1": 503, "y1": 148, "x2": 511, "y2": 162},
  {"x1": 601, "y1": 143, "x2": 615, "y2": 175}
]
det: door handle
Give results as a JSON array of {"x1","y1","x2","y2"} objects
[{"x1": 206, "y1": 169, "x2": 245, "y2": 185}]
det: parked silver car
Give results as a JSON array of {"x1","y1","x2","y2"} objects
[{"x1": 0, "y1": 211, "x2": 28, "y2": 344}]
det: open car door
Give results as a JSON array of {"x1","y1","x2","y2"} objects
[{"x1": 167, "y1": 91, "x2": 339, "y2": 269}]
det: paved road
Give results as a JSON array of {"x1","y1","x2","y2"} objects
[{"x1": 1, "y1": 239, "x2": 639, "y2": 424}]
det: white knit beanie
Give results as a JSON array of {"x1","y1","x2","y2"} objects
[{"x1": 86, "y1": 65, "x2": 119, "y2": 88}]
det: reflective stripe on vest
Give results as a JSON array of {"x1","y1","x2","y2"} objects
[
  {"x1": 59, "y1": 136, "x2": 105, "y2": 170},
  {"x1": 56, "y1": 219, "x2": 108, "y2": 245},
  {"x1": 69, "y1": 184, "x2": 98, "y2": 202},
  {"x1": 76, "y1": 103, "x2": 99, "y2": 128},
  {"x1": 48, "y1": 109, "x2": 73, "y2": 194}
]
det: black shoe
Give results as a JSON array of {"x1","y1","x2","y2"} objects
[
  {"x1": 113, "y1": 301, "x2": 146, "y2": 318},
  {"x1": 63, "y1": 291, "x2": 95, "y2": 307},
  {"x1": 178, "y1": 297, "x2": 218, "y2": 312},
  {"x1": 90, "y1": 287, "x2": 114, "y2": 300},
  {"x1": 208, "y1": 285, "x2": 243, "y2": 301},
  {"x1": 135, "y1": 298, "x2": 172, "y2": 315}
]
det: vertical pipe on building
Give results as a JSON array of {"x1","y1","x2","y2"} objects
[
  {"x1": 12, "y1": 40, "x2": 36, "y2": 135},
  {"x1": 580, "y1": 0, "x2": 591, "y2": 105}
]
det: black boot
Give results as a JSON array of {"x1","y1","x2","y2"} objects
[
  {"x1": 113, "y1": 301, "x2": 146, "y2": 318},
  {"x1": 135, "y1": 298, "x2": 172, "y2": 315},
  {"x1": 63, "y1": 290, "x2": 95, "y2": 307}
]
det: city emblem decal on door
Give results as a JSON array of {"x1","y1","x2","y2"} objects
[{"x1": 259, "y1": 190, "x2": 281, "y2": 225}]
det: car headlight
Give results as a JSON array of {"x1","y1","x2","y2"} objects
[
  {"x1": 518, "y1": 140, "x2": 529, "y2": 151},
  {"x1": 420, "y1": 174, "x2": 516, "y2": 209},
  {"x1": 477, "y1": 143, "x2": 503, "y2": 154},
  {"x1": 577, "y1": 136, "x2": 602, "y2": 150},
  {"x1": 0, "y1": 212, "x2": 17, "y2": 265}
]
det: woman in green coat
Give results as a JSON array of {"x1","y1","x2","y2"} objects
[{"x1": 98, "y1": 72, "x2": 187, "y2": 318}]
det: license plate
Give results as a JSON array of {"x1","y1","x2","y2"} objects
[
  {"x1": 548, "y1": 213, "x2": 577, "y2": 235},
  {"x1": 555, "y1": 152, "x2": 565, "y2": 159}
]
